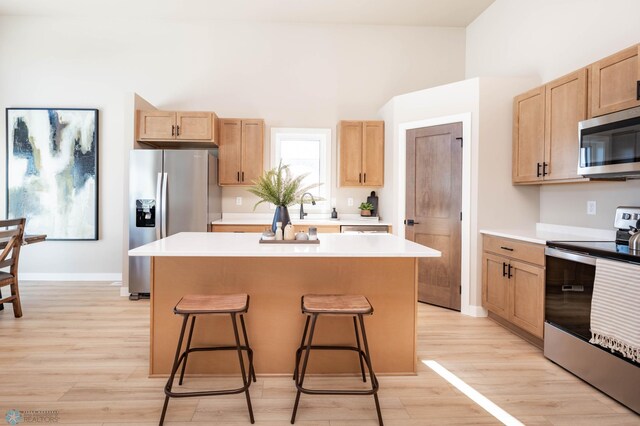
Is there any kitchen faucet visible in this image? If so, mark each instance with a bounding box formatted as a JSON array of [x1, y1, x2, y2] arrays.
[[299, 192, 316, 219]]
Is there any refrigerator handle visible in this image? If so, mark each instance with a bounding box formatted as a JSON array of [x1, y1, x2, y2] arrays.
[[155, 172, 163, 240], [161, 172, 168, 238]]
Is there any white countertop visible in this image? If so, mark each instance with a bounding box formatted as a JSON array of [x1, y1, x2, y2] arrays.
[[212, 213, 392, 227], [480, 223, 616, 245], [128, 232, 440, 258]]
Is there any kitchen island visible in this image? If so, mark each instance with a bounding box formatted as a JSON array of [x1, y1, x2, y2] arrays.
[[129, 232, 440, 377]]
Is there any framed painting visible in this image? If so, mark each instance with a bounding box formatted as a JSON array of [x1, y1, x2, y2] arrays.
[[6, 108, 99, 240]]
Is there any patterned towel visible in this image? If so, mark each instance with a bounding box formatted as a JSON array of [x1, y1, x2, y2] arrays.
[[590, 258, 640, 363]]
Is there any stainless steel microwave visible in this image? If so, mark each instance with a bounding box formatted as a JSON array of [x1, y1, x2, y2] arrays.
[[578, 106, 640, 178]]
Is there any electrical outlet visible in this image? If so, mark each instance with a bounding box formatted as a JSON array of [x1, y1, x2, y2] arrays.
[[236, 197, 243, 206], [587, 200, 596, 215], [347, 197, 354, 207]]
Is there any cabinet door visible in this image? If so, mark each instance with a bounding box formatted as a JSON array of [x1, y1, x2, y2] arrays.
[[482, 253, 509, 319], [138, 111, 176, 140], [241, 119, 264, 185], [339, 121, 364, 186], [176, 112, 212, 141], [590, 44, 640, 117], [544, 69, 588, 181], [362, 121, 384, 186], [512, 87, 545, 184], [509, 260, 545, 338], [218, 119, 242, 185]]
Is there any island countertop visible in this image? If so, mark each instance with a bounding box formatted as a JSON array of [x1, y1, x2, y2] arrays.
[[128, 232, 441, 258]]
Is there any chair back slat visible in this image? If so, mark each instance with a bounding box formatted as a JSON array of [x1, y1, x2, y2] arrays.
[[0, 218, 26, 276]]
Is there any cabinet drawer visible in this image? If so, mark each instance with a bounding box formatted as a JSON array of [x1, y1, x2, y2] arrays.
[[483, 235, 544, 266], [210, 225, 270, 233]]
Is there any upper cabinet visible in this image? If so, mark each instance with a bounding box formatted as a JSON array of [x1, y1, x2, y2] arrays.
[[218, 118, 264, 186], [137, 110, 218, 147], [339, 120, 384, 187], [590, 44, 640, 117], [513, 69, 588, 184]]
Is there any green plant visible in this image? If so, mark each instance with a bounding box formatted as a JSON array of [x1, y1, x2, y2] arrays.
[[359, 202, 374, 211], [248, 161, 320, 209]]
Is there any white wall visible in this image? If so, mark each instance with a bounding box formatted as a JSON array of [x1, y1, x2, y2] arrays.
[[0, 16, 466, 277], [466, 0, 640, 229]]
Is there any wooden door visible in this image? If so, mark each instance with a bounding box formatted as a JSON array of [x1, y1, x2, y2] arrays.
[[544, 69, 588, 181], [241, 119, 264, 185], [590, 44, 640, 117], [138, 111, 176, 140], [176, 112, 212, 141], [406, 122, 462, 310], [482, 253, 509, 319], [509, 259, 545, 338], [362, 121, 384, 186], [512, 87, 545, 183], [339, 121, 364, 186], [218, 119, 242, 185]]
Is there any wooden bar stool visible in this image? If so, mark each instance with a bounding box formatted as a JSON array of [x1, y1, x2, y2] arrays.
[[160, 294, 256, 425], [291, 294, 383, 426]]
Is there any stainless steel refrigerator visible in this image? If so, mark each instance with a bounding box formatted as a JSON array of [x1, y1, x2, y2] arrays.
[[128, 149, 221, 299]]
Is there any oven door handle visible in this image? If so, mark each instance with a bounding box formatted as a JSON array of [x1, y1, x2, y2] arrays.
[[545, 247, 597, 266]]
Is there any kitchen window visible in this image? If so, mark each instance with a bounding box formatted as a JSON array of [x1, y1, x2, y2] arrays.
[[271, 128, 331, 212]]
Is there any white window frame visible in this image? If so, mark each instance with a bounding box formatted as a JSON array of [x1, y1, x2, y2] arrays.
[[270, 127, 332, 213]]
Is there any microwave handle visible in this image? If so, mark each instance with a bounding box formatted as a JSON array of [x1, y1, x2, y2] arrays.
[[545, 247, 597, 266]]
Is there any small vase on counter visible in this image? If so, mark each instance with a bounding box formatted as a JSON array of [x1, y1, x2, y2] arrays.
[[275, 222, 283, 240], [284, 222, 295, 241]]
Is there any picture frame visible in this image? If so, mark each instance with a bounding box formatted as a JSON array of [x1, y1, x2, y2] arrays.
[[5, 107, 99, 240]]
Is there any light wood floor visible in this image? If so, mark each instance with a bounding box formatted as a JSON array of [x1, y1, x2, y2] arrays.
[[0, 281, 638, 425]]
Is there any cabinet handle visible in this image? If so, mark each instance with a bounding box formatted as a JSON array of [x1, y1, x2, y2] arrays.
[[507, 264, 513, 279], [359, 173, 362, 183], [543, 162, 548, 176], [171, 125, 175, 137], [363, 173, 367, 183], [536, 162, 542, 177], [237, 171, 240, 182], [242, 171, 245, 182], [502, 262, 507, 277], [500, 246, 514, 252], [176, 125, 180, 136], [637, 81, 640, 101]]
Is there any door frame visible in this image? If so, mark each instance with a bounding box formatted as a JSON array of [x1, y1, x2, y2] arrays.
[[397, 113, 474, 316]]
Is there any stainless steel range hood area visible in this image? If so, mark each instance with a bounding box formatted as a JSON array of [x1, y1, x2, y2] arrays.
[[578, 106, 640, 179]]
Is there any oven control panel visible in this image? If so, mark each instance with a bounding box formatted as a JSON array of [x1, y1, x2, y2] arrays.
[[614, 206, 640, 230]]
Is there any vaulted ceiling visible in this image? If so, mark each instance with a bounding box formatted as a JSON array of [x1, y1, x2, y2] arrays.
[[0, 0, 495, 27]]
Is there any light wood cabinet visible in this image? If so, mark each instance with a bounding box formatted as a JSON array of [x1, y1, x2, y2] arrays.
[[339, 120, 384, 187], [137, 110, 218, 145], [590, 44, 640, 117], [210, 224, 270, 233], [512, 69, 588, 184], [218, 119, 264, 186], [482, 235, 545, 339]]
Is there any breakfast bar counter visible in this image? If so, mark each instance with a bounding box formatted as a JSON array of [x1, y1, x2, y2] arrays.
[[129, 232, 440, 377]]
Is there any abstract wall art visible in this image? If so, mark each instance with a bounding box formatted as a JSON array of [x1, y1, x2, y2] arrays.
[[6, 108, 99, 240]]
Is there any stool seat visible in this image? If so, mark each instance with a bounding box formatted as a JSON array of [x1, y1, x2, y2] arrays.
[[302, 294, 373, 314], [175, 294, 249, 314]]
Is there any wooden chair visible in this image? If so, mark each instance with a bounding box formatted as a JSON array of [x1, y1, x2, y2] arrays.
[[0, 218, 26, 318]]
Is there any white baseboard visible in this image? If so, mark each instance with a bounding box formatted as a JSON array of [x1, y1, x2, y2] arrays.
[[461, 304, 488, 318], [20, 273, 123, 281], [120, 286, 130, 297]]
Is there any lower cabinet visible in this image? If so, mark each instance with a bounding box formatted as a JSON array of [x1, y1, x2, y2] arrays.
[[209, 224, 341, 233], [482, 235, 545, 339]]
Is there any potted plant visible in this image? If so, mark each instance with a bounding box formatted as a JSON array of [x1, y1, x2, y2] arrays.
[[248, 161, 320, 232], [359, 202, 374, 217]]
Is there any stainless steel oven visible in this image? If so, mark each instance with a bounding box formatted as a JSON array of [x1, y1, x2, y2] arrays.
[[578, 106, 640, 178], [544, 242, 640, 413]]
